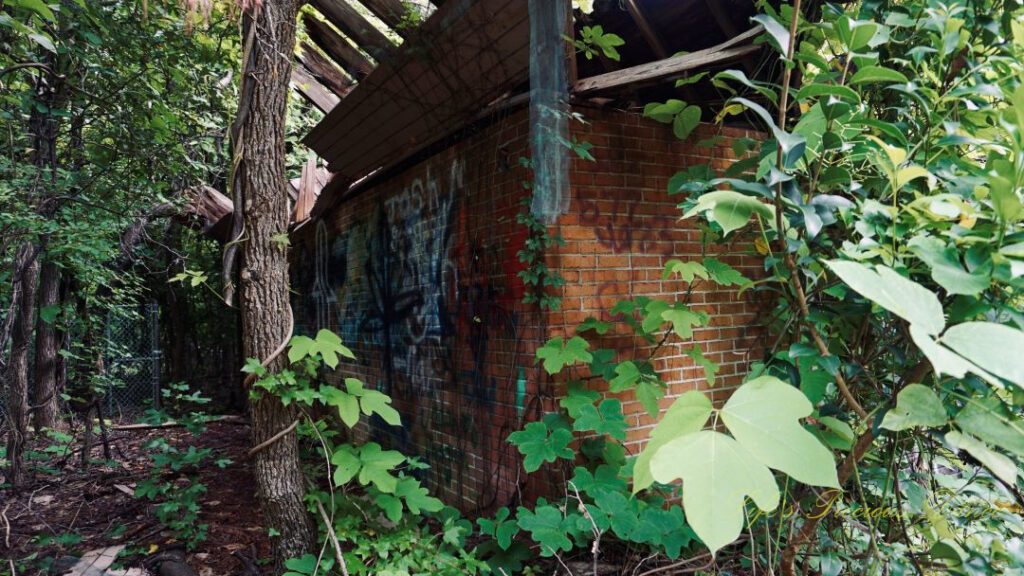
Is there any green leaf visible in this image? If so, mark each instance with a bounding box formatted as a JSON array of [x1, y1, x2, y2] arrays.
[[795, 83, 861, 103], [508, 421, 574, 472], [516, 505, 573, 556], [684, 345, 718, 387], [909, 237, 990, 295], [578, 316, 612, 335], [321, 385, 360, 428], [941, 322, 1024, 388], [850, 65, 909, 85], [39, 305, 60, 324], [633, 390, 712, 492], [651, 431, 779, 556], [395, 476, 443, 515], [609, 361, 641, 392], [356, 443, 405, 493], [752, 14, 790, 54], [946, 432, 1018, 486], [536, 337, 593, 374], [721, 376, 839, 488], [330, 445, 361, 485], [682, 190, 775, 236], [880, 384, 948, 431], [663, 259, 709, 282], [910, 325, 1000, 386], [573, 398, 628, 440], [826, 261, 945, 335], [478, 508, 519, 550], [636, 380, 664, 419], [287, 336, 316, 364], [359, 389, 402, 426], [641, 300, 671, 333], [592, 491, 639, 539], [17, 0, 56, 20], [644, 99, 687, 123], [560, 381, 600, 418], [663, 307, 704, 340], [702, 258, 750, 286], [954, 398, 1024, 459], [673, 105, 701, 140]]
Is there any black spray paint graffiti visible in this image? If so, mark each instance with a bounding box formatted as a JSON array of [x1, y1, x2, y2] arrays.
[[296, 159, 524, 508], [579, 197, 677, 255]]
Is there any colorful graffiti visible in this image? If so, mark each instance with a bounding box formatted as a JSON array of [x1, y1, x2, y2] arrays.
[[292, 158, 529, 510]]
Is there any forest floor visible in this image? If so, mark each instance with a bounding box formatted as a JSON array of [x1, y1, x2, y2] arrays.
[[2, 419, 270, 575]]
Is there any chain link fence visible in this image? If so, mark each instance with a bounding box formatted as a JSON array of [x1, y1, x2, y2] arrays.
[[104, 302, 161, 418]]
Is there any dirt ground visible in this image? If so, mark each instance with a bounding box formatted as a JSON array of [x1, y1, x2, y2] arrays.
[[2, 419, 270, 575]]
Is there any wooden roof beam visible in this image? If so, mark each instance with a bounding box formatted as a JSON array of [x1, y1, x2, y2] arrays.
[[623, 0, 668, 59], [298, 42, 353, 97], [573, 26, 763, 95], [303, 14, 375, 80], [359, 0, 408, 32], [309, 0, 393, 59], [292, 65, 341, 113]]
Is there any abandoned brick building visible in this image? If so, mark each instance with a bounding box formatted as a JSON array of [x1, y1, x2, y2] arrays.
[[284, 0, 775, 513]]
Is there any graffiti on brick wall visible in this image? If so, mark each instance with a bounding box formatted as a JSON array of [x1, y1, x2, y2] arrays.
[[579, 197, 677, 255], [294, 158, 527, 509]]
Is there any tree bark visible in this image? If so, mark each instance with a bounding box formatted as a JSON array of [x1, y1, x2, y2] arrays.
[[33, 259, 61, 430], [5, 245, 39, 489], [236, 0, 316, 568]]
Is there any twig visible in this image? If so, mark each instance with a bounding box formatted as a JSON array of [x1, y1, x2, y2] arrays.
[[312, 496, 350, 576], [2, 503, 10, 548], [246, 419, 299, 457], [636, 552, 713, 576]]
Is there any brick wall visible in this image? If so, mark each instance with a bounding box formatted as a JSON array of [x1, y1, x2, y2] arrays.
[[290, 105, 765, 513]]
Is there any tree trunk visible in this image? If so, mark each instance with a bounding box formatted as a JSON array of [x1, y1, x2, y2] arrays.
[[33, 259, 61, 430], [5, 245, 40, 489], [236, 0, 315, 568]]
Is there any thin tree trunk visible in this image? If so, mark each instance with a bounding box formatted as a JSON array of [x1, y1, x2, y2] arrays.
[[236, 0, 315, 568], [5, 245, 39, 489], [33, 259, 61, 430]]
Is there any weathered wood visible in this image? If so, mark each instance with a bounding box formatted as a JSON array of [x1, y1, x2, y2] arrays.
[[624, 0, 668, 58], [573, 26, 763, 95], [291, 65, 340, 113], [303, 14, 375, 80], [309, 0, 393, 58], [298, 42, 352, 97], [305, 0, 527, 176], [360, 0, 408, 30]]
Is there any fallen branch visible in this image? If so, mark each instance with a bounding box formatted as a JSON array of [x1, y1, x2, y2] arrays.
[[111, 414, 248, 431], [313, 494, 350, 576]]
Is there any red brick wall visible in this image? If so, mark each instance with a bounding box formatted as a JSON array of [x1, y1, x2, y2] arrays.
[[291, 105, 766, 512]]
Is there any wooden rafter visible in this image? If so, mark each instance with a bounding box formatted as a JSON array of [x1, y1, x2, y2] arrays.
[[573, 26, 763, 95], [292, 65, 340, 113], [359, 0, 408, 32], [303, 14, 375, 80], [623, 0, 667, 59], [298, 42, 353, 97], [309, 0, 393, 58]]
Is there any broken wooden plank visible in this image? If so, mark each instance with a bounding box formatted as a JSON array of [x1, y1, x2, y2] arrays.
[[360, 0, 408, 31], [309, 0, 393, 58], [292, 65, 340, 113], [298, 42, 353, 97], [573, 26, 763, 95], [303, 14, 376, 80]]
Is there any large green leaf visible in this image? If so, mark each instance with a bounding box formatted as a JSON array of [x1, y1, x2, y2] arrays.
[[650, 431, 779, 556], [909, 236, 990, 295], [720, 376, 839, 488], [946, 432, 1019, 486], [536, 337, 593, 374], [508, 421, 574, 472], [683, 190, 775, 236], [633, 391, 712, 492], [941, 322, 1024, 388], [880, 384, 948, 431], [910, 325, 1000, 386], [826, 261, 945, 335], [954, 398, 1024, 459], [850, 65, 909, 85]]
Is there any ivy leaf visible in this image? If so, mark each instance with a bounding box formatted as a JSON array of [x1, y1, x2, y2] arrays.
[[516, 503, 574, 556], [721, 376, 839, 488], [589, 348, 617, 380], [356, 443, 404, 493], [395, 476, 443, 515], [641, 300, 671, 333], [573, 398, 628, 440], [320, 385, 360, 428], [663, 259, 709, 282], [330, 445, 361, 485], [609, 360, 641, 392], [536, 337, 593, 374], [478, 507, 520, 550], [651, 431, 780, 556], [682, 190, 775, 236], [684, 345, 718, 386], [560, 381, 600, 418], [593, 491, 640, 539], [703, 257, 750, 286], [508, 421, 574, 472], [880, 384, 947, 431], [359, 389, 402, 426], [288, 335, 316, 364], [633, 391, 712, 492], [663, 307, 705, 340], [636, 379, 664, 419], [578, 316, 612, 335], [826, 261, 945, 335]]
